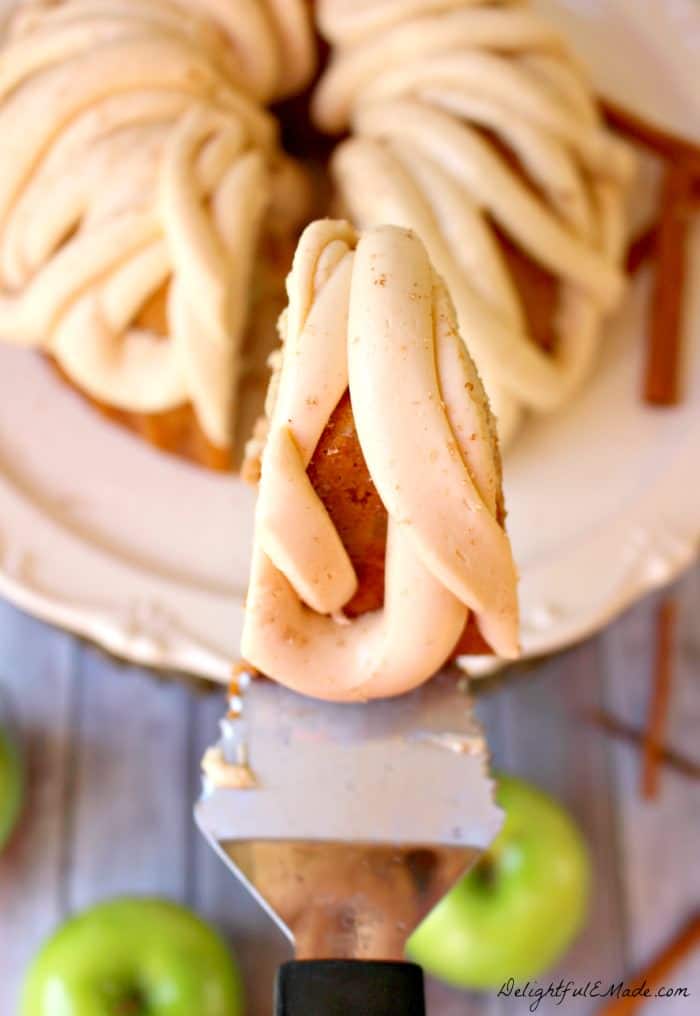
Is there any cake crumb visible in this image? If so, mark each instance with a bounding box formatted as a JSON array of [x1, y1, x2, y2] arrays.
[[201, 746, 257, 790]]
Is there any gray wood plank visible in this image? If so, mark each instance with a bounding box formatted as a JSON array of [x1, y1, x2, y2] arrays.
[[0, 601, 77, 1015], [189, 686, 291, 1016], [2, 565, 697, 1016], [67, 645, 191, 906], [601, 571, 700, 1015], [425, 985, 503, 1016]]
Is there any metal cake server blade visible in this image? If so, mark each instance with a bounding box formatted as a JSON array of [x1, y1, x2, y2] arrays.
[[195, 669, 502, 1014]]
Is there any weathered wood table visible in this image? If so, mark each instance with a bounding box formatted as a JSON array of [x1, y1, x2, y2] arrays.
[[1, 566, 698, 1015]]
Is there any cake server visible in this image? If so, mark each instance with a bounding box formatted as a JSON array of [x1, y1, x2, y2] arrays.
[[195, 668, 502, 1015]]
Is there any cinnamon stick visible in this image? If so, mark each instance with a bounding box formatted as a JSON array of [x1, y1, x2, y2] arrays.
[[597, 913, 700, 1016], [643, 165, 693, 405], [599, 99, 699, 405], [641, 599, 677, 799], [625, 225, 658, 275], [600, 99, 700, 168], [582, 709, 700, 782], [693, 175, 700, 205]]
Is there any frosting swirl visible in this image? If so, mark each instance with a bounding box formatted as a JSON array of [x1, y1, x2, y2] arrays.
[[313, 0, 636, 445], [242, 220, 519, 701], [0, 0, 315, 447]]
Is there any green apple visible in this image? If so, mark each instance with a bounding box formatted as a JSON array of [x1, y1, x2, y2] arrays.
[[22, 898, 244, 1016], [0, 721, 23, 850], [407, 773, 591, 990]]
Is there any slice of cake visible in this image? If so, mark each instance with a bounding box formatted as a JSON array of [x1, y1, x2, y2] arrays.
[[242, 219, 519, 701]]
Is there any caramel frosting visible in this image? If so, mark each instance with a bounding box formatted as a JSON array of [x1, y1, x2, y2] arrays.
[[242, 220, 519, 702], [0, 0, 315, 448], [313, 0, 636, 445]]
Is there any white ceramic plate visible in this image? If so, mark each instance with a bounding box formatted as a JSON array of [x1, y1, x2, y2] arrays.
[[0, 0, 698, 682]]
